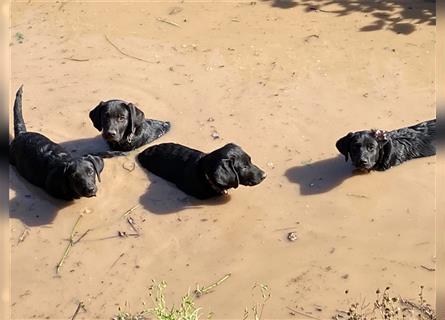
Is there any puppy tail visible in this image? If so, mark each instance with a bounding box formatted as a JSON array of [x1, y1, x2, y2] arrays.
[[145, 119, 171, 143], [425, 119, 436, 138], [13, 85, 27, 137], [159, 120, 171, 136]]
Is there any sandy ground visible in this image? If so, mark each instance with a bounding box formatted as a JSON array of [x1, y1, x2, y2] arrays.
[[9, 1, 436, 319]]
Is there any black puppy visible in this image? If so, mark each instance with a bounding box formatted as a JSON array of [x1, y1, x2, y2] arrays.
[[89, 100, 171, 151], [336, 119, 436, 171], [9, 86, 104, 200], [137, 143, 267, 199]]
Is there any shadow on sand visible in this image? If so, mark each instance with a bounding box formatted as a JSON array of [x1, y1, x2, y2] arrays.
[[285, 155, 367, 195], [261, 0, 435, 34], [138, 171, 231, 215], [59, 135, 110, 156], [9, 168, 73, 226]]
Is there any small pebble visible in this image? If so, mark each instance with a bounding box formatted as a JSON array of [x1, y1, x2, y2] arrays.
[[287, 232, 298, 242], [123, 161, 135, 172]]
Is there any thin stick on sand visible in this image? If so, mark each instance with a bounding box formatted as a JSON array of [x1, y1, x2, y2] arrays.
[[286, 307, 321, 320], [121, 205, 140, 218], [194, 273, 231, 297], [126, 217, 140, 236], [18, 228, 30, 244], [71, 301, 86, 320], [157, 17, 181, 28], [109, 252, 125, 270], [56, 214, 86, 274], [420, 265, 435, 272], [73, 229, 92, 245], [104, 35, 157, 63], [64, 57, 90, 62]]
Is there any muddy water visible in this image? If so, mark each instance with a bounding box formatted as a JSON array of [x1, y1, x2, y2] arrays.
[[10, 1, 435, 319]]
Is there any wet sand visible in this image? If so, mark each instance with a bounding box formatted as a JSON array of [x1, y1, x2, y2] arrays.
[[10, 1, 435, 318]]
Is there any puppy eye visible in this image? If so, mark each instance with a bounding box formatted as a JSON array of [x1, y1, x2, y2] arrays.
[[367, 145, 375, 151], [88, 169, 94, 176], [118, 116, 125, 121]]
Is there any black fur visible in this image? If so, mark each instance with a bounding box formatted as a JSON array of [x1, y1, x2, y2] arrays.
[[336, 119, 436, 171], [137, 143, 267, 199], [89, 100, 171, 151], [9, 86, 104, 200]]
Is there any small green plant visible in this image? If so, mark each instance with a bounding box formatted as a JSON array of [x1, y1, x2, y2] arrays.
[[114, 308, 149, 320], [114, 278, 273, 320], [242, 283, 271, 320], [15, 32, 24, 44], [149, 281, 203, 320], [114, 281, 206, 320], [334, 286, 436, 320]]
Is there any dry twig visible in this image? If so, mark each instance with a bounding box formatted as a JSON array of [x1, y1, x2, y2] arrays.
[[64, 57, 89, 62], [194, 273, 231, 297], [121, 205, 139, 218], [104, 35, 157, 63], [157, 17, 181, 27], [56, 215, 88, 274], [286, 307, 320, 320], [18, 228, 30, 244], [71, 301, 86, 320]]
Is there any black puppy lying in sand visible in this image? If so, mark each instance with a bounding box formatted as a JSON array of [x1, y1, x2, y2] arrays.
[[137, 143, 267, 199], [336, 119, 436, 171], [89, 100, 171, 151], [10, 86, 104, 200]]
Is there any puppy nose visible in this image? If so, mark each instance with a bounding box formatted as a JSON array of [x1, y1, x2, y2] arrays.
[[105, 130, 117, 138], [261, 172, 267, 180], [88, 186, 96, 193], [359, 159, 368, 165]]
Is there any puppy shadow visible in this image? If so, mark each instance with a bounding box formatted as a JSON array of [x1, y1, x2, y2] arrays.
[[138, 172, 231, 215], [59, 135, 109, 157], [9, 168, 73, 227], [285, 155, 365, 195]]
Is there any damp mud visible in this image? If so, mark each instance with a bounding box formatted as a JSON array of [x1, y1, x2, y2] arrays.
[[10, 1, 435, 318]]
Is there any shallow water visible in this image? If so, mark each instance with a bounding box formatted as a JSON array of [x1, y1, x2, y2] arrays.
[[10, 1, 435, 318]]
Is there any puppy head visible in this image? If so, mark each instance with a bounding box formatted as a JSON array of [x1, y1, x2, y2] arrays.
[[336, 130, 389, 170], [205, 143, 267, 190], [89, 100, 145, 143], [65, 155, 104, 198]]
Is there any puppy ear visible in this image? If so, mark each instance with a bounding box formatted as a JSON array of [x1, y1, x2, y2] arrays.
[[336, 132, 353, 162], [89, 101, 105, 131], [214, 158, 239, 189], [125, 103, 145, 137], [84, 155, 104, 183]]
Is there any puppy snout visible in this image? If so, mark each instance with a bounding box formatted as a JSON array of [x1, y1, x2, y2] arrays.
[[86, 185, 97, 195], [260, 171, 267, 180], [359, 159, 368, 166], [104, 130, 117, 140]]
